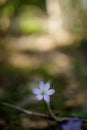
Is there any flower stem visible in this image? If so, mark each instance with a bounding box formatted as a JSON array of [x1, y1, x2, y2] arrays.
[[46, 102, 60, 121], [46, 102, 74, 122], [1, 101, 87, 122]]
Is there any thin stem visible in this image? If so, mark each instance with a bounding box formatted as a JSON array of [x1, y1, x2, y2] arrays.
[[46, 102, 87, 122], [0, 101, 87, 122], [46, 102, 59, 121], [0, 101, 51, 119]]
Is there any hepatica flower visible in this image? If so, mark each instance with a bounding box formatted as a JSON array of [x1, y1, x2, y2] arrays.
[[61, 118, 82, 130], [32, 81, 55, 103]]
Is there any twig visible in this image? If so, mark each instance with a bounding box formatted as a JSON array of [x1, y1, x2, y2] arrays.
[[46, 102, 87, 122], [0, 101, 87, 122], [0, 101, 50, 119]]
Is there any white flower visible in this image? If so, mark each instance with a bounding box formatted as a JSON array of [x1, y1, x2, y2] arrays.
[[32, 81, 55, 103]]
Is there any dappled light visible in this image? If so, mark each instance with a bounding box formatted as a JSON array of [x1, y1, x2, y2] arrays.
[[0, 0, 6, 5], [12, 5, 46, 34], [0, 16, 10, 32], [0, 0, 87, 130]]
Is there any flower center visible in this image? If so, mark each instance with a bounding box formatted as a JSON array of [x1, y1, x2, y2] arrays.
[[41, 90, 45, 95]]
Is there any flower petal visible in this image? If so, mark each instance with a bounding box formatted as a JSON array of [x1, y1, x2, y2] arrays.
[[32, 88, 41, 95], [39, 81, 44, 90], [44, 82, 50, 90], [36, 94, 43, 100], [61, 124, 69, 130], [68, 118, 75, 126], [73, 127, 82, 130], [62, 119, 82, 130], [47, 89, 55, 95], [44, 94, 50, 103], [75, 120, 82, 127], [73, 120, 82, 130]]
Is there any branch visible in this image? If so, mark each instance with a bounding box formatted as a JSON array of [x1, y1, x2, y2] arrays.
[[0, 101, 51, 119], [0, 101, 87, 122], [46, 102, 87, 122]]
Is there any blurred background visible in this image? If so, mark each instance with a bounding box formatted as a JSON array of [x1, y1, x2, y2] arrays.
[[0, 0, 87, 129]]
